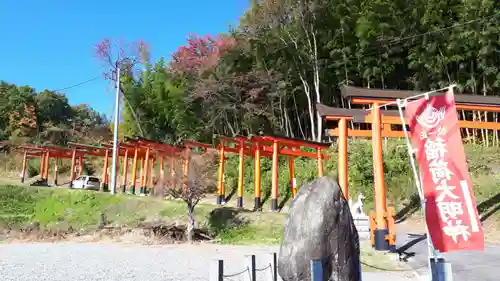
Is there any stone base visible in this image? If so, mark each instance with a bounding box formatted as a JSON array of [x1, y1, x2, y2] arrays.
[[271, 199, 278, 211], [254, 197, 261, 211], [374, 229, 390, 251], [353, 215, 370, 241]]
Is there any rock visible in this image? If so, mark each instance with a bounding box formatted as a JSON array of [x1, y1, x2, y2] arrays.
[[278, 177, 361, 281]]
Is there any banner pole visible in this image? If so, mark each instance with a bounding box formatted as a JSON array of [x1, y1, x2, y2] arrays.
[[396, 98, 441, 280], [366, 84, 457, 111]]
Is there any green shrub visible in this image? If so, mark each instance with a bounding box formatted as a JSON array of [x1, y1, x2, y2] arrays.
[[27, 162, 40, 178], [83, 161, 97, 176], [57, 163, 71, 175]]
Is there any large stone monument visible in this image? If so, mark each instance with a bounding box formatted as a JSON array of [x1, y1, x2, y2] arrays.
[[278, 177, 361, 281]]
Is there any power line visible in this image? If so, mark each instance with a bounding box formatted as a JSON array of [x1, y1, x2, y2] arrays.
[[53, 75, 102, 92]]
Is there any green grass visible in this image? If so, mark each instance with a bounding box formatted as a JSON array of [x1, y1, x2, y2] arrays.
[[359, 242, 406, 272], [0, 185, 122, 229], [0, 184, 287, 244]]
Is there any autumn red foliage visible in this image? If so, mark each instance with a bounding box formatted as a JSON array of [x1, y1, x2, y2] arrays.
[[169, 34, 236, 75], [9, 104, 38, 136]]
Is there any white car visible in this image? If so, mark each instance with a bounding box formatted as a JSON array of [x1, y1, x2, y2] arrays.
[[71, 175, 101, 190]]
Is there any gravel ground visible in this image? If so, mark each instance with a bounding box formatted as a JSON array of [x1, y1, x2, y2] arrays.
[[0, 243, 418, 281]]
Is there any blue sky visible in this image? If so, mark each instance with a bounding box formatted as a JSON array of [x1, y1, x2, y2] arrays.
[[0, 0, 249, 117]]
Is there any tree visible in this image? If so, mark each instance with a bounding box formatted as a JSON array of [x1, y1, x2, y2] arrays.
[[35, 90, 72, 125], [118, 58, 205, 143], [0, 79, 110, 145], [169, 32, 281, 139], [169, 34, 236, 78], [164, 149, 218, 242], [242, 0, 333, 141], [94, 38, 150, 76], [70, 104, 110, 144], [93, 38, 151, 137], [192, 68, 281, 136], [33, 90, 73, 145]]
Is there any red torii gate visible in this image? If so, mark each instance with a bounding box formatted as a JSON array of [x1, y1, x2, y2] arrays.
[[214, 134, 330, 211], [319, 85, 500, 251], [121, 136, 212, 195], [21, 145, 93, 186], [19, 150, 43, 183], [20, 138, 213, 195], [67, 142, 128, 190], [124, 136, 184, 195], [101, 141, 135, 192]]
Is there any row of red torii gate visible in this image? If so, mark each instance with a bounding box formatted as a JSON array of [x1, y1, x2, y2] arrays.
[[20, 135, 329, 210]]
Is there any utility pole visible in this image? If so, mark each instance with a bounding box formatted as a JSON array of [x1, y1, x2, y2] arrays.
[[110, 60, 121, 194]]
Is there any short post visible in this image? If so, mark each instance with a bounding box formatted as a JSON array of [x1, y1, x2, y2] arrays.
[[210, 259, 224, 281], [21, 151, 27, 183], [430, 258, 453, 281], [439, 262, 453, 281], [359, 260, 363, 281], [265, 252, 278, 281], [310, 259, 323, 281], [244, 255, 256, 281]]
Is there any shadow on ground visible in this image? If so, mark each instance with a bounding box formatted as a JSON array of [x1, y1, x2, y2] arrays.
[[278, 191, 292, 211], [395, 193, 420, 223], [395, 233, 426, 262], [478, 193, 500, 222], [207, 207, 250, 236], [224, 184, 238, 202], [395, 194, 440, 263], [260, 188, 272, 206]]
